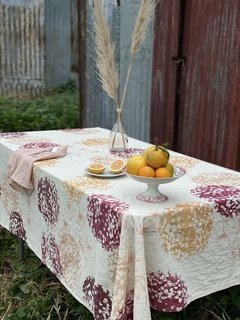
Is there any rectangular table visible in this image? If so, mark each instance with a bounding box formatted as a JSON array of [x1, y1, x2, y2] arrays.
[[0, 127, 240, 320]]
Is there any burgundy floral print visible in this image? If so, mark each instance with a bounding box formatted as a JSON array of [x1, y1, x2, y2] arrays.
[[191, 185, 240, 218], [9, 211, 26, 240], [147, 271, 188, 312], [87, 194, 129, 251], [116, 290, 134, 320], [0, 132, 26, 139], [83, 276, 112, 319], [111, 148, 144, 159], [41, 232, 62, 276], [38, 177, 60, 226], [21, 142, 59, 149]]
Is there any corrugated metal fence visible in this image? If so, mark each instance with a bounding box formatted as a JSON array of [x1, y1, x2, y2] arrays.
[[0, 0, 153, 142], [0, 0, 77, 96], [0, 0, 45, 96]]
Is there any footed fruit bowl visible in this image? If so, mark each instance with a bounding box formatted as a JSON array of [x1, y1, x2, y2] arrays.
[[126, 166, 185, 203]]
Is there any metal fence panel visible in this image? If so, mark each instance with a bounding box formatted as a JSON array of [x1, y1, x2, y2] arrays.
[[0, 0, 73, 96], [84, 0, 119, 132], [120, 0, 153, 142], [45, 0, 71, 88], [0, 0, 45, 96], [84, 0, 153, 142]]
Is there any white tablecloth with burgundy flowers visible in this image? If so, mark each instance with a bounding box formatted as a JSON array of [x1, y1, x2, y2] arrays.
[[0, 127, 240, 320]]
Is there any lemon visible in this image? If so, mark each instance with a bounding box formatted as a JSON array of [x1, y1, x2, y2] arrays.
[[165, 163, 174, 176], [109, 159, 125, 174], [88, 163, 105, 174], [126, 155, 147, 175]]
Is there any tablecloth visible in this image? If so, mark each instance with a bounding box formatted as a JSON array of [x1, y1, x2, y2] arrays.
[[0, 127, 240, 320]]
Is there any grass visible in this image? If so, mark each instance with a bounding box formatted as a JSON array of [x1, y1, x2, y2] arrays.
[[1, 85, 240, 319], [0, 81, 80, 132], [0, 227, 93, 320]]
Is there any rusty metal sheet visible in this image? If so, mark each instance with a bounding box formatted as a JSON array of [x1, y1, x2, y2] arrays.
[[151, 0, 240, 170], [0, 0, 45, 96], [150, 0, 181, 148], [177, 0, 240, 170]]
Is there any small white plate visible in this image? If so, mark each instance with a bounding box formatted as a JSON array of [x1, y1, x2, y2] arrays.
[[84, 168, 126, 178]]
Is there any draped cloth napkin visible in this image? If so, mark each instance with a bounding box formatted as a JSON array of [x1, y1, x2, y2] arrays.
[[8, 145, 68, 191]]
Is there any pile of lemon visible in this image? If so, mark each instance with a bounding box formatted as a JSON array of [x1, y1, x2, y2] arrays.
[[126, 145, 174, 178], [88, 159, 125, 174]]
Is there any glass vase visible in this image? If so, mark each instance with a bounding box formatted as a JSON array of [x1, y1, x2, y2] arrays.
[[109, 108, 128, 152]]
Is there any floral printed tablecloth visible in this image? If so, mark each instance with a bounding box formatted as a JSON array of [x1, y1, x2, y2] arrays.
[[0, 127, 240, 320]]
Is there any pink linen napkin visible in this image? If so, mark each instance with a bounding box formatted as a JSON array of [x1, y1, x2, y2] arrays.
[[8, 145, 68, 191]]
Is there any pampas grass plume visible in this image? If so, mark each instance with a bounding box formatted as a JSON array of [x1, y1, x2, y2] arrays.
[[93, 0, 156, 111]]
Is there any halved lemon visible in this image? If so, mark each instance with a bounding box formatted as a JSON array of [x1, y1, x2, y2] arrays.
[[126, 155, 146, 175], [109, 159, 125, 174], [88, 163, 105, 174]]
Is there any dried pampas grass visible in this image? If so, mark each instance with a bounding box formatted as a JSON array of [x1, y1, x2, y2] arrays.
[[131, 0, 156, 57], [93, 0, 119, 105], [93, 0, 156, 111]]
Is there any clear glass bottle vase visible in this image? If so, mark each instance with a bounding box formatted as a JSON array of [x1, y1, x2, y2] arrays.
[[109, 108, 128, 152]]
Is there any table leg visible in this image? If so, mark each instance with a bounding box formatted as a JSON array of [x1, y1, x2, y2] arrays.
[[18, 239, 25, 260]]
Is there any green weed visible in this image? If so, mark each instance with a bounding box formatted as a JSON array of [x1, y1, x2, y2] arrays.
[[0, 82, 80, 132], [0, 227, 93, 319]]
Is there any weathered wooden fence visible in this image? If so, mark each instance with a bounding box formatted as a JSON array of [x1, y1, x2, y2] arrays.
[[0, 0, 78, 96]]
